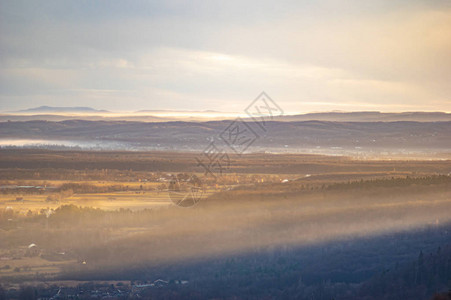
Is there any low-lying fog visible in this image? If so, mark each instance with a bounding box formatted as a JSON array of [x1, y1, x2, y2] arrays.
[[1, 138, 449, 159], [3, 180, 448, 277]]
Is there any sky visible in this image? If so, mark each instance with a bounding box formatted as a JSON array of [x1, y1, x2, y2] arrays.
[[0, 0, 450, 113]]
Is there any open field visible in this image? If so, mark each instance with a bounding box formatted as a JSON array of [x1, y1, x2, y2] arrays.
[[1, 149, 450, 179], [1, 149, 449, 214], [1, 150, 451, 299], [0, 191, 173, 213]]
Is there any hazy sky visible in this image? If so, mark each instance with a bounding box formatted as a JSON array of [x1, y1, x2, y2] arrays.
[[1, 0, 450, 113]]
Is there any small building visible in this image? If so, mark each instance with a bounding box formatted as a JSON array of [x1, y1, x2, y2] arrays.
[[26, 243, 40, 256]]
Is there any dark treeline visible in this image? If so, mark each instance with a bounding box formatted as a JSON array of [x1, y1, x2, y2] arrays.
[[213, 175, 451, 203], [360, 245, 451, 299], [5, 203, 448, 299], [2, 202, 451, 299], [55, 224, 451, 300], [326, 175, 451, 191]]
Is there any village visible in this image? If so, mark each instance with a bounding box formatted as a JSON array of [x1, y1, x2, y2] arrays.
[[2, 278, 190, 299]]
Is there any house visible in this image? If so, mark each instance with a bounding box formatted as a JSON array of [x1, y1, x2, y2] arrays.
[[26, 243, 40, 256]]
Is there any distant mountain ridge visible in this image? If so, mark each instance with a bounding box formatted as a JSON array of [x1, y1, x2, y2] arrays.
[[14, 106, 109, 113], [272, 111, 451, 122], [3, 108, 451, 122], [136, 109, 222, 113]]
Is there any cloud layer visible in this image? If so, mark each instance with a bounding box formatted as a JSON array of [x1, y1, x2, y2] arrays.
[[1, 0, 450, 112]]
